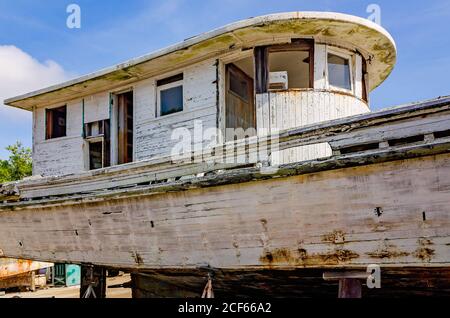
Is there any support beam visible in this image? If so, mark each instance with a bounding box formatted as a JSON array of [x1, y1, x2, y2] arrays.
[[324, 271, 368, 299], [80, 265, 106, 298]]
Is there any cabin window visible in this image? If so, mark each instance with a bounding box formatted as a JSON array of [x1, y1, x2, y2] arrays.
[[157, 74, 184, 116], [268, 50, 311, 90], [328, 53, 352, 91], [46, 106, 67, 140], [84, 119, 111, 170], [89, 141, 103, 170], [255, 40, 314, 93]]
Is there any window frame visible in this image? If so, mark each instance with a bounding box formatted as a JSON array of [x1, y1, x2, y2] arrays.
[[326, 48, 354, 94], [254, 39, 315, 94], [87, 137, 105, 171], [45, 105, 67, 140], [156, 74, 184, 117], [267, 41, 315, 91]]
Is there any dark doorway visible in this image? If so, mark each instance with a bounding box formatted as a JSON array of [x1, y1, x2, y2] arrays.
[[117, 91, 134, 164]]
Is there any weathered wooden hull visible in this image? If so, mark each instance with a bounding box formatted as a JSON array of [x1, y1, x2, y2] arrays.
[[0, 153, 449, 271]]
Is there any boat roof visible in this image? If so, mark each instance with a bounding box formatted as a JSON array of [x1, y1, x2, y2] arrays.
[[4, 11, 396, 111]]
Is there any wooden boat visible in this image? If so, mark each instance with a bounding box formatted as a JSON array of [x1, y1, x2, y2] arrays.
[[1, 12, 449, 297]]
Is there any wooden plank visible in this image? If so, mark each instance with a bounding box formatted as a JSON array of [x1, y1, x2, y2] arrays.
[[1, 153, 450, 270], [314, 44, 327, 89]]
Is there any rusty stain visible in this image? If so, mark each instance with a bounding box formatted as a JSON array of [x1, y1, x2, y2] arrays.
[[418, 238, 434, 246], [321, 230, 346, 244], [259, 247, 359, 266], [321, 249, 359, 263], [414, 248, 435, 262], [413, 238, 436, 262], [1, 259, 52, 279], [367, 248, 410, 259]]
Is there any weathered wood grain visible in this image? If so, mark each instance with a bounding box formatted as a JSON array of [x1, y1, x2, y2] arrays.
[[258, 89, 368, 164], [0, 153, 449, 270]]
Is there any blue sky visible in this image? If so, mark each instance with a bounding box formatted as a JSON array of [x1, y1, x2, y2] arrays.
[[0, 0, 449, 159]]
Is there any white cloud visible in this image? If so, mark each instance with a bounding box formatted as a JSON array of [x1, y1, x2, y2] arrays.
[[0, 45, 72, 119]]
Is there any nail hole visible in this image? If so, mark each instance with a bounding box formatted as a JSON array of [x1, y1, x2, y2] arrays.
[[374, 207, 383, 217], [18, 241, 23, 247], [150, 221, 155, 228], [75, 230, 79, 236], [423, 212, 427, 221]]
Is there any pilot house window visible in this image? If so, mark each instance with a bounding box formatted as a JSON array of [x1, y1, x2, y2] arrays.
[[268, 50, 312, 90], [328, 53, 352, 91], [254, 40, 314, 93], [157, 74, 184, 116], [46, 106, 67, 140]]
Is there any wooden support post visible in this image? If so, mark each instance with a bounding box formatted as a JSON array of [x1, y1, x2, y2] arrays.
[[80, 265, 107, 298], [201, 275, 214, 299], [324, 271, 367, 299], [338, 279, 362, 299], [29, 271, 36, 292]]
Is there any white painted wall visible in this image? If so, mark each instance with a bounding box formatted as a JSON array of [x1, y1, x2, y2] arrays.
[[135, 59, 218, 162], [33, 100, 85, 176], [32, 59, 219, 176]]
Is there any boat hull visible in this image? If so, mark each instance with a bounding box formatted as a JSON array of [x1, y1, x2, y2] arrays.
[[0, 153, 449, 271]]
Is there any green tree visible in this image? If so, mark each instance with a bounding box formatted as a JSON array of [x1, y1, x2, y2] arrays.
[[0, 142, 32, 183]]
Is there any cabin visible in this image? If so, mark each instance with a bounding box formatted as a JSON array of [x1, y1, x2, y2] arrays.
[[4, 12, 394, 176], [1, 12, 449, 298]]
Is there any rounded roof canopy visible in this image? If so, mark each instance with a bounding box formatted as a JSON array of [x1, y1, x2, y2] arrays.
[[6, 11, 396, 110]]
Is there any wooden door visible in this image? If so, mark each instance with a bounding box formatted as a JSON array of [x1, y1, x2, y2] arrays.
[[226, 64, 255, 141], [117, 91, 134, 164]]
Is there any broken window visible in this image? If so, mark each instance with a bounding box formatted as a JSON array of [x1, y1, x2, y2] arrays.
[[268, 50, 311, 90], [328, 53, 352, 91], [254, 40, 314, 93], [157, 74, 184, 116], [46, 105, 67, 140], [89, 141, 103, 170], [84, 119, 111, 170]]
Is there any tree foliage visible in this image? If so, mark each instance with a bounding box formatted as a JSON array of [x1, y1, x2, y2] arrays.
[[0, 142, 33, 183]]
